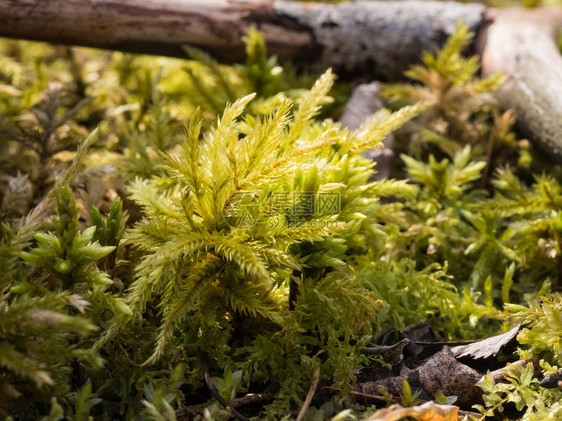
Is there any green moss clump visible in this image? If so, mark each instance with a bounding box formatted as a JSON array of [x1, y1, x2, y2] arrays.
[[0, 23, 561, 420]]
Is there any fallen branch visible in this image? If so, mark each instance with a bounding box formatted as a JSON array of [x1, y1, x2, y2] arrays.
[[0, 0, 485, 80], [478, 8, 562, 160], [0, 1, 561, 158]]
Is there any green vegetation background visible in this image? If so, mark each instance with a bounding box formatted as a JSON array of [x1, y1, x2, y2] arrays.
[[0, 16, 561, 421]]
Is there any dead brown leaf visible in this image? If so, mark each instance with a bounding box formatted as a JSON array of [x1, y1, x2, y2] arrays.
[[451, 325, 520, 360], [357, 347, 483, 408], [367, 401, 459, 421]]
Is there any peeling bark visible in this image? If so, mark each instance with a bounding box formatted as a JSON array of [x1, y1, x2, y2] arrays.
[[274, 1, 486, 79]]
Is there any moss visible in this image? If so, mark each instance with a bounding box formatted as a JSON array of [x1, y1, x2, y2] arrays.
[[0, 24, 560, 420]]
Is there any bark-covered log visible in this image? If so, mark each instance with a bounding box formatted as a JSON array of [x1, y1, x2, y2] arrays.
[[0, 0, 561, 160], [0, 0, 485, 81], [0, 0, 313, 65], [479, 8, 562, 160], [273, 1, 486, 79]]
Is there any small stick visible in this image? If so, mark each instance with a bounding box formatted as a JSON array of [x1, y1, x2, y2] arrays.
[[296, 367, 320, 421], [176, 393, 273, 419], [415, 339, 481, 346], [322, 386, 403, 404], [488, 358, 541, 384], [201, 356, 249, 421], [231, 392, 274, 408]]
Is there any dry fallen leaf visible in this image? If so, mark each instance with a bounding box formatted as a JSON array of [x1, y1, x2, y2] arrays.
[[357, 347, 482, 408], [367, 401, 459, 421], [416, 346, 483, 407], [451, 325, 520, 360]]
